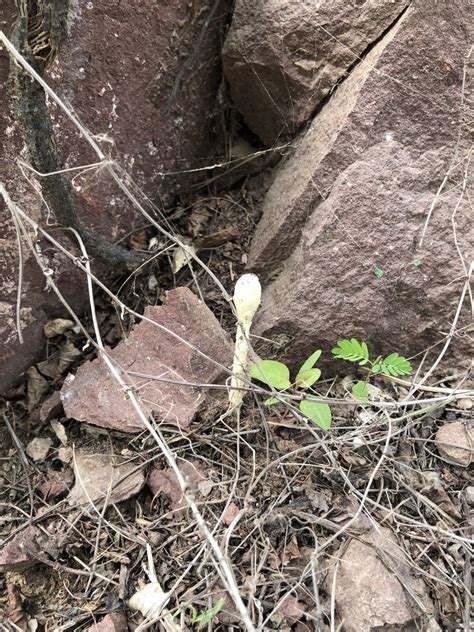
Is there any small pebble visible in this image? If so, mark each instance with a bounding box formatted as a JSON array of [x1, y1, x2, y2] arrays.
[[26, 437, 52, 462], [465, 486, 474, 506]]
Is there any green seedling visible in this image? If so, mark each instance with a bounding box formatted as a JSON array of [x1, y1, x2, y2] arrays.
[[251, 339, 412, 426], [331, 338, 412, 402], [250, 350, 331, 430], [190, 598, 225, 628]]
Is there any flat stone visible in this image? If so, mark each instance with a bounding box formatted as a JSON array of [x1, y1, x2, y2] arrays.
[[223, 0, 408, 145], [40, 390, 63, 424], [61, 288, 231, 432], [247, 2, 473, 373], [0, 526, 53, 572], [147, 459, 208, 519], [67, 451, 145, 508], [435, 421, 472, 467], [328, 527, 433, 631]]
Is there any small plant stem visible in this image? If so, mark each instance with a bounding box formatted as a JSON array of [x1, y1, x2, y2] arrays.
[[358, 366, 471, 396]]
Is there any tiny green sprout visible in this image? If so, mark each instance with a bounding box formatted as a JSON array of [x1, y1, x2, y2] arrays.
[[251, 350, 331, 430], [374, 266, 384, 278], [332, 338, 412, 402], [191, 598, 225, 628], [411, 257, 423, 268]]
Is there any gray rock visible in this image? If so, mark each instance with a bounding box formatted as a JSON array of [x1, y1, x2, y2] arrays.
[[465, 486, 474, 506], [25, 437, 52, 462]]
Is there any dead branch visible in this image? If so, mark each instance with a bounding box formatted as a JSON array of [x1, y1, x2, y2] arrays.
[[9, 1, 145, 272]]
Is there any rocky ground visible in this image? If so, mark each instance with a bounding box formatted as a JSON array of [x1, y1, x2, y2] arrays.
[[1, 188, 473, 630], [0, 1, 473, 630]]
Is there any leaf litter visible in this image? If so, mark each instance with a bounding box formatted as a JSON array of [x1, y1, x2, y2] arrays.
[[0, 186, 472, 630]]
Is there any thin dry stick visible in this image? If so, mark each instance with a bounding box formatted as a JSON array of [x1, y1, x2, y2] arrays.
[[69, 229, 255, 630], [5, 203, 25, 343], [358, 366, 472, 396], [1, 31, 234, 301], [419, 44, 473, 247], [4, 195, 254, 628], [2, 414, 34, 517], [403, 260, 473, 400]]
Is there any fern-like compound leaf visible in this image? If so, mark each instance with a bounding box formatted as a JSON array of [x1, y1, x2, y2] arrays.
[[331, 338, 369, 365], [381, 353, 412, 376]]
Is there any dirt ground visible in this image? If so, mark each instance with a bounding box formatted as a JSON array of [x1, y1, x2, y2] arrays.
[[0, 179, 472, 631]]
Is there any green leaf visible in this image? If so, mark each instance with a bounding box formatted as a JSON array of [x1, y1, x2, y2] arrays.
[[374, 266, 384, 278], [352, 380, 369, 402], [264, 397, 280, 406], [250, 360, 291, 389], [380, 353, 412, 376], [331, 338, 369, 365], [300, 401, 332, 430], [298, 349, 322, 375], [192, 598, 225, 627], [295, 368, 321, 389]]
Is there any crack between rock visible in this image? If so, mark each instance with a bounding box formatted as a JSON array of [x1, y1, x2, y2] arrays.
[[305, 1, 413, 130]]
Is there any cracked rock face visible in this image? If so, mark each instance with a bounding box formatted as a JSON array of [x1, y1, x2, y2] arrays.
[[246, 2, 473, 373], [0, 0, 230, 393], [223, 0, 409, 146]]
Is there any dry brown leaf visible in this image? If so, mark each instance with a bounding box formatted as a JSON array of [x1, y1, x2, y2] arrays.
[[26, 366, 49, 411], [147, 460, 208, 519], [39, 466, 74, 500], [37, 340, 82, 380], [281, 534, 301, 566], [7, 583, 28, 631], [172, 243, 197, 274], [68, 451, 145, 508], [188, 203, 212, 236], [276, 594, 306, 622], [130, 228, 149, 251], [43, 318, 75, 338]]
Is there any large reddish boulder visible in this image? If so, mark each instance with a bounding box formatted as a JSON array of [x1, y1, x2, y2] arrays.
[[223, 0, 409, 146], [247, 2, 473, 372], [0, 1, 230, 392]]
